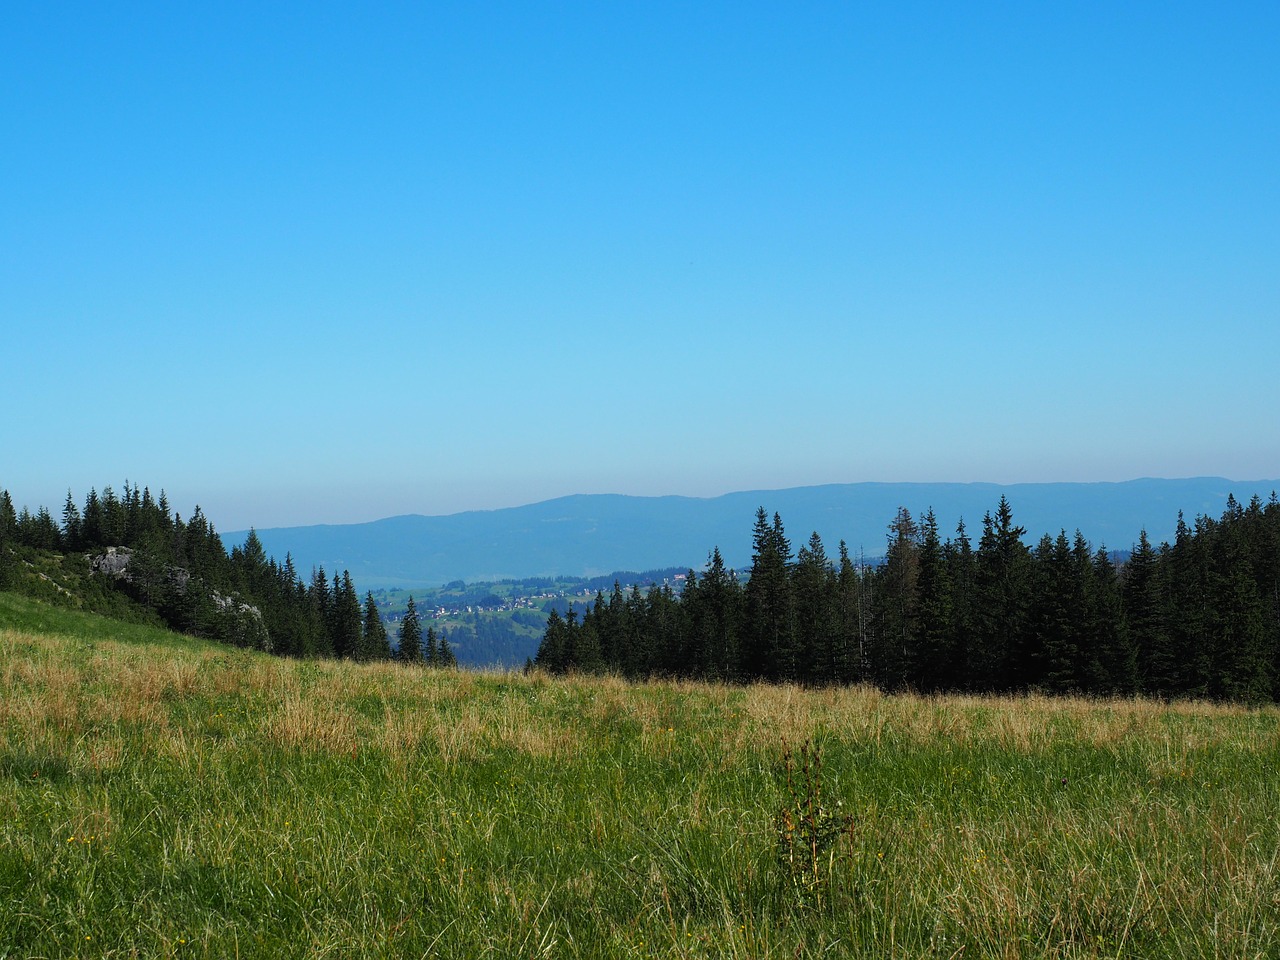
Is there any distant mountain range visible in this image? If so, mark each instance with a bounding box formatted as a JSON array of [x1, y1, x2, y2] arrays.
[[224, 478, 1279, 589]]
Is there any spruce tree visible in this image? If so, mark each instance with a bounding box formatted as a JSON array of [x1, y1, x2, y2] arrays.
[[744, 508, 795, 680], [696, 548, 743, 680], [1209, 507, 1271, 703], [100, 486, 126, 545], [0, 490, 15, 541], [0, 490, 13, 589], [437, 633, 457, 669], [622, 584, 653, 678], [331, 571, 363, 659], [306, 566, 333, 657], [82, 488, 103, 548], [876, 507, 920, 689], [913, 509, 955, 691], [62, 491, 81, 551], [649, 582, 684, 674], [1124, 530, 1174, 695], [1091, 545, 1137, 694], [572, 605, 603, 672], [1166, 514, 1211, 697], [972, 497, 1031, 692], [398, 596, 423, 663], [946, 519, 976, 691], [833, 541, 865, 684], [1032, 531, 1078, 694], [793, 533, 834, 684], [362, 591, 390, 660]]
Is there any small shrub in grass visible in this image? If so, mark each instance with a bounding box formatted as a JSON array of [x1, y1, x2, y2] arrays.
[[774, 739, 853, 910]]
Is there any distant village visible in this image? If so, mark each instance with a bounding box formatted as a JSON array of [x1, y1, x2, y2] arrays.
[[372, 570, 691, 625]]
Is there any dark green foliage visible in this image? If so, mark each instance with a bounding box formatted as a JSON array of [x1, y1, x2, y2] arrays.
[[15, 505, 60, 550], [530, 493, 1280, 704], [875, 507, 919, 690], [971, 497, 1032, 691], [832, 541, 868, 684], [305, 566, 334, 657], [532, 611, 568, 670], [436, 632, 457, 668], [425, 625, 440, 666], [61, 490, 81, 551], [0, 490, 15, 541], [0, 483, 407, 666], [911, 510, 955, 691], [793, 534, 835, 686], [1090, 545, 1137, 695], [362, 591, 390, 661], [397, 596, 423, 663], [744, 509, 795, 681], [437, 611, 542, 668], [330, 572, 362, 660], [686, 549, 743, 681], [5, 480, 1280, 702], [0, 491, 14, 591], [1125, 530, 1173, 694]]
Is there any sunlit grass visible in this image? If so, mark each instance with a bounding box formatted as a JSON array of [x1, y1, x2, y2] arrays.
[[3, 591, 1279, 957]]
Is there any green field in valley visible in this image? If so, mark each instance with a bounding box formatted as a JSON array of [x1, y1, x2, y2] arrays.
[[2, 591, 1279, 958]]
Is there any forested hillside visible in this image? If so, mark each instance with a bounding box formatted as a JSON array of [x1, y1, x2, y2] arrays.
[[6, 482, 1279, 702], [0, 483, 455, 668], [536, 494, 1280, 703]]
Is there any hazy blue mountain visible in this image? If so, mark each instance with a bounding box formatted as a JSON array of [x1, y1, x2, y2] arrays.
[[224, 478, 1279, 588]]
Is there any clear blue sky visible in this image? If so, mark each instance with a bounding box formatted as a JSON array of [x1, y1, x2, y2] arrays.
[[3, 2, 1277, 531]]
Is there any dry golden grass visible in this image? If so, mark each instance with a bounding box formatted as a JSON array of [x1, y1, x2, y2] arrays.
[[5, 613, 1280, 958]]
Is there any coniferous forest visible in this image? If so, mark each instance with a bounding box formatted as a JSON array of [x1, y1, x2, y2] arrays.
[[3, 482, 1279, 702], [0, 483, 455, 667], [535, 495, 1280, 705]]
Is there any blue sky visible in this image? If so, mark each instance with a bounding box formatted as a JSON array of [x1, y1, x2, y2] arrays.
[[3, 2, 1277, 531]]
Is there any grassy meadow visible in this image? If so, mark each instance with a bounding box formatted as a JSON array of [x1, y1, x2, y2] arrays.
[[2, 591, 1279, 958]]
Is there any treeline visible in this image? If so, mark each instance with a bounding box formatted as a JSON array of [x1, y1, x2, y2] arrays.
[[535, 495, 1280, 703], [0, 483, 452, 666]]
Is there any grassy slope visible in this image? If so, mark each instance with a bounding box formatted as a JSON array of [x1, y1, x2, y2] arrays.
[[2, 593, 1279, 959]]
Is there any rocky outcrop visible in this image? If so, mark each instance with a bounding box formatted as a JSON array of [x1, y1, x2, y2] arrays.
[[90, 546, 134, 579], [211, 591, 271, 653]]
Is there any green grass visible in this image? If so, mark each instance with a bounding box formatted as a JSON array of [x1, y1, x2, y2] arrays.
[[3, 592, 1279, 958]]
